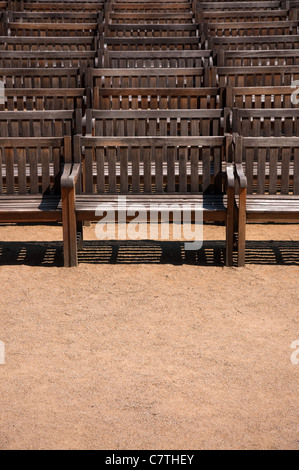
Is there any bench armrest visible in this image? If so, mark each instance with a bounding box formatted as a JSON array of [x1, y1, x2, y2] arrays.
[[61, 163, 81, 190], [235, 163, 247, 190], [226, 163, 235, 189]]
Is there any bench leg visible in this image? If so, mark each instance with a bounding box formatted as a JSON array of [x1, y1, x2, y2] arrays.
[[226, 189, 234, 267], [238, 188, 247, 268], [62, 187, 78, 268]]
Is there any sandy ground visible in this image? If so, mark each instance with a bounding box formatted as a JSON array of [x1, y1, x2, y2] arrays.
[[0, 222, 299, 450]]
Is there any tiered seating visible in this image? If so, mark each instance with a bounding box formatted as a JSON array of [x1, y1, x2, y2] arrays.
[[0, 0, 298, 267], [197, 0, 299, 266], [60, 0, 235, 267], [0, 0, 105, 266]]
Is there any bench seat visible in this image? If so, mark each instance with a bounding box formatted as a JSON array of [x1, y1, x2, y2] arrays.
[[75, 194, 228, 223], [245, 195, 299, 219], [0, 195, 62, 222]]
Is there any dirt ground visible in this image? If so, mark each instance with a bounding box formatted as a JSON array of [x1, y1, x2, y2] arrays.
[[0, 222, 298, 450]]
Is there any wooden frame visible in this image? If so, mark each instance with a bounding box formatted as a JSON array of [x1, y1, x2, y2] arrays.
[[0, 136, 78, 267], [61, 135, 234, 267], [234, 136, 299, 266]]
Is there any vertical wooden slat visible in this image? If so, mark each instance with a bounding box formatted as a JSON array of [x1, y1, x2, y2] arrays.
[[96, 147, 105, 194], [245, 147, 254, 195], [143, 147, 152, 194], [179, 146, 187, 193], [131, 146, 140, 194], [281, 147, 290, 195], [120, 146, 128, 194], [269, 147, 278, 195], [155, 146, 163, 194], [6, 147, 15, 195], [107, 147, 116, 194], [17, 147, 26, 195], [190, 146, 198, 194], [202, 147, 211, 194], [29, 147, 38, 195], [257, 147, 266, 195], [293, 147, 299, 195], [85, 146, 94, 194], [41, 147, 50, 194]]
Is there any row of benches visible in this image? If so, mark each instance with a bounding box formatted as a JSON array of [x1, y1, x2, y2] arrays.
[[0, 0, 297, 267]]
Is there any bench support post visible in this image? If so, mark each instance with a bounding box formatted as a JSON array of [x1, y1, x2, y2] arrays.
[[62, 186, 78, 268]]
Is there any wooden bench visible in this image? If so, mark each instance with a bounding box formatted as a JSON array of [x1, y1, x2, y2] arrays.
[[1, 88, 85, 111], [0, 36, 97, 52], [61, 135, 235, 267], [0, 51, 96, 69], [233, 136, 299, 266], [83, 108, 223, 137], [86, 67, 210, 89], [0, 136, 76, 267], [77, 108, 224, 188], [217, 50, 299, 67], [210, 35, 299, 51], [102, 50, 212, 69], [288, 0, 299, 19], [206, 20, 298, 37], [231, 108, 299, 137], [92, 87, 222, 111], [7, 11, 102, 23], [8, 22, 100, 37], [0, 68, 81, 88], [107, 12, 194, 24], [18, 1, 105, 13], [229, 109, 299, 187], [196, 1, 285, 11], [110, 2, 192, 13], [226, 86, 299, 110], [105, 23, 199, 38], [198, 10, 288, 28], [102, 36, 202, 51], [215, 65, 299, 87], [0, 110, 76, 137]]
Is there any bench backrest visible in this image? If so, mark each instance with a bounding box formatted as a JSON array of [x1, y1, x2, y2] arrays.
[[102, 50, 212, 69], [74, 135, 229, 195], [0, 110, 76, 137], [218, 50, 299, 67], [0, 68, 81, 88], [111, 3, 192, 13], [210, 35, 299, 51], [0, 51, 96, 68], [235, 136, 299, 195], [206, 20, 298, 36], [199, 10, 288, 23], [1, 88, 85, 111], [197, 2, 283, 10], [21, 1, 105, 12], [0, 136, 70, 195], [7, 11, 101, 23], [0, 36, 97, 52], [226, 86, 299, 109], [8, 22, 99, 37], [216, 65, 299, 87], [105, 23, 199, 37], [87, 67, 209, 89], [93, 87, 222, 110], [82, 109, 223, 137], [107, 12, 194, 24], [232, 108, 299, 137], [102, 36, 201, 51]]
